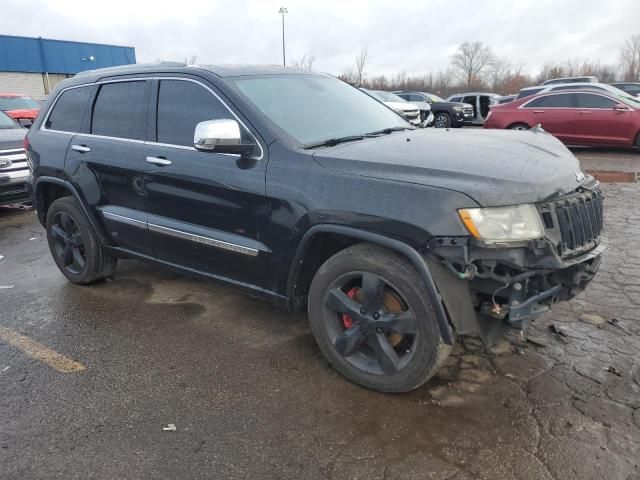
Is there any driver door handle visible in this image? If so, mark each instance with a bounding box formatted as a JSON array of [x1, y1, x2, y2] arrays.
[[145, 156, 172, 166]]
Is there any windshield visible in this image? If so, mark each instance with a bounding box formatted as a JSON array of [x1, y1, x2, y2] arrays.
[[370, 90, 406, 102], [427, 93, 445, 102], [230, 74, 409, 146], [0, 96, 39, 111], [0, 110, 19, 129]]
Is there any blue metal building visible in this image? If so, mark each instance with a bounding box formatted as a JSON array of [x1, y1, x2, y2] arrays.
[[0, 35, 136, 98]]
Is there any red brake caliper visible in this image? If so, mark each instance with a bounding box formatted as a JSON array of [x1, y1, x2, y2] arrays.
[[341, 287, 360, 329]]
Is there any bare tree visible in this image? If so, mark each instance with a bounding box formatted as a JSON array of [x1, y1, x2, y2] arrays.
[[620, 34, 640, 81], [184, 55, 198, 65], [292, 53, 316, 70], [450, 41, 494, 88], [354, 47, 369, 87]]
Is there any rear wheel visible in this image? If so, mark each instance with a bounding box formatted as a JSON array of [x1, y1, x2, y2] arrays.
[[308, 244, 448, 392], [508, 123, 530, 131], [434, 112, 452, 128], [46, 197, 117, 284]]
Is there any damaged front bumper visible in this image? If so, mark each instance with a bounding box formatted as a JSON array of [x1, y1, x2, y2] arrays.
[[424, 235, 604, 342]]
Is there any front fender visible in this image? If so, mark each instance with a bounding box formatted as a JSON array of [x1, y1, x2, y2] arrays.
[[287, 223, 454, 345]]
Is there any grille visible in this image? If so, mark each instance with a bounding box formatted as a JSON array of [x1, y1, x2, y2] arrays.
[[546, 189, 603, 257], [0, 148, 28, 174]]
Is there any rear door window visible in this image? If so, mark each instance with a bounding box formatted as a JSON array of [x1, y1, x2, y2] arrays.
[[155, 79, 231, 147], [524, 94, 573, 108], [91, 81, 148, 140], [575, 93, 618, 109], [45, 87, 92, 132]]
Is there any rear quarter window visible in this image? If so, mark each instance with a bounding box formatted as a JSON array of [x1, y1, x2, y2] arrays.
[[91, 81, 148, 140], [45, 87, 92, 132]]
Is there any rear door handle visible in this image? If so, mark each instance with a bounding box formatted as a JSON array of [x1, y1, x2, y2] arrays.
[[579, 111, 592, 115], [71, 144, 91, 153], [145, 156, 172, 166], [533, 110, 544, 114]]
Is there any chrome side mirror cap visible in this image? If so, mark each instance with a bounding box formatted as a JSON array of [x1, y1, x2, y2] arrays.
[[194, 119, 255, 155]]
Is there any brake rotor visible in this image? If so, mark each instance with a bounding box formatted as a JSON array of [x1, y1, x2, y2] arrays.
[[341, 286, 407, 347]]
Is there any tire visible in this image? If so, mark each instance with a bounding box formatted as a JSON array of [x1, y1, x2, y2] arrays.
[[308, 243, 449, 392], [46, 196, 117, 284], [508, 123, 530, 131], [433, 112, 452, 128]]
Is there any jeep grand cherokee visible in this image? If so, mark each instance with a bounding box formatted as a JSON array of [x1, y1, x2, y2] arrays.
[[27, 64, 603, 392]]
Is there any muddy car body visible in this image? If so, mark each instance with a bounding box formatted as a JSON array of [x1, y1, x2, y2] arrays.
[[27, 64, 603, 392]]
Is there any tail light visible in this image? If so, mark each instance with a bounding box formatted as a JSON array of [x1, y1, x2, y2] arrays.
[[23, 135, 34, 173]]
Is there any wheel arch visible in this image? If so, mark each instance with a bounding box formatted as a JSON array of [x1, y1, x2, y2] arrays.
[[287, 224, 454, 345], [34, 176, 107, 244], [507, 121, 530, 130]]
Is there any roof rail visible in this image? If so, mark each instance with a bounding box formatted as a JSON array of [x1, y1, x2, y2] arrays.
[[76, 61, 187, 77]]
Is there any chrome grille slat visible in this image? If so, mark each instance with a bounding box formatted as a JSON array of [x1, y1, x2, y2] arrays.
[[548, 189, 603, 258]]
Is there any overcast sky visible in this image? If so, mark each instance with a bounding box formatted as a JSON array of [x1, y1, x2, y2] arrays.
[[2, 0, 639, 77]]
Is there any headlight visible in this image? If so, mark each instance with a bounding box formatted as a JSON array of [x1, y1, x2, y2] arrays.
[[458, 204, 544, 243]]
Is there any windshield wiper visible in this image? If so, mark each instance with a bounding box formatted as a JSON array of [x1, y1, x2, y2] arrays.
[[304, 135, 365, 149], [304, 126, 414, 149], [364, 126, 414, 136]]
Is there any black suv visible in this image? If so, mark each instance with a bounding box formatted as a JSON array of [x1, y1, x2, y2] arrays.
[[27, 64, 604, 392]]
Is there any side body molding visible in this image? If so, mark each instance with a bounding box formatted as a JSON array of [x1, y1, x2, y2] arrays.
[[288, 224, 454, 345]]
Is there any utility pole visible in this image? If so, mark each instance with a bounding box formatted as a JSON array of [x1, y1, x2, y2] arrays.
[[278, 7, 288, 66]]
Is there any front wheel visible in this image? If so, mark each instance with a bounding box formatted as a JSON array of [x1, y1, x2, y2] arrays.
[[508, 123, 530, 131], [308, 244, 449, 392], [433, 112, 452, 128]]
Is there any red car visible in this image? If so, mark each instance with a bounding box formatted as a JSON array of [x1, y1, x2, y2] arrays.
[[484, 89, 640, 149], [0, 93, 41, 127]]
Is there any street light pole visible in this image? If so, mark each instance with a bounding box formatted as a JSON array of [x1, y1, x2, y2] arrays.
[[278, 7, 288, 67]]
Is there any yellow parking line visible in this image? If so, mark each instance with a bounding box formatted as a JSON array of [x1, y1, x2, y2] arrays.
[[0, 326, 86, 373]]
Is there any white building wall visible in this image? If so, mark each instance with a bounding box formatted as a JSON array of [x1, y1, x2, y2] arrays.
[[0, 72, 47, 99], [0, 72, 71, 99]]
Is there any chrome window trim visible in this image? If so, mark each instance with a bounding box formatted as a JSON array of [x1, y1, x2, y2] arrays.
[[101, 211, 259, 257], [41, 76, 264, 160]]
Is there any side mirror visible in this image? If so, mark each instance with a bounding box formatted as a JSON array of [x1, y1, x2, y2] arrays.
[[194, 119, 255, 156], [613, 103, 628, 112]]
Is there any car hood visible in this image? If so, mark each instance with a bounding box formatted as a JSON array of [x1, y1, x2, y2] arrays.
[[312, 128, 587, 207], [0, 127, 25, 150], [408, 101, 432, 111], [4, 108, 39, 120], [384, 101, 419, 112]]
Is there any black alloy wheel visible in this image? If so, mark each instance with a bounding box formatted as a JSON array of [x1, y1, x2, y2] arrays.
[[308, 244, 449, 392], [46, 196, 117, 284], [50, 211, 87, 275], [324, 272, 417, 376], [434, 112, 451, 128]]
